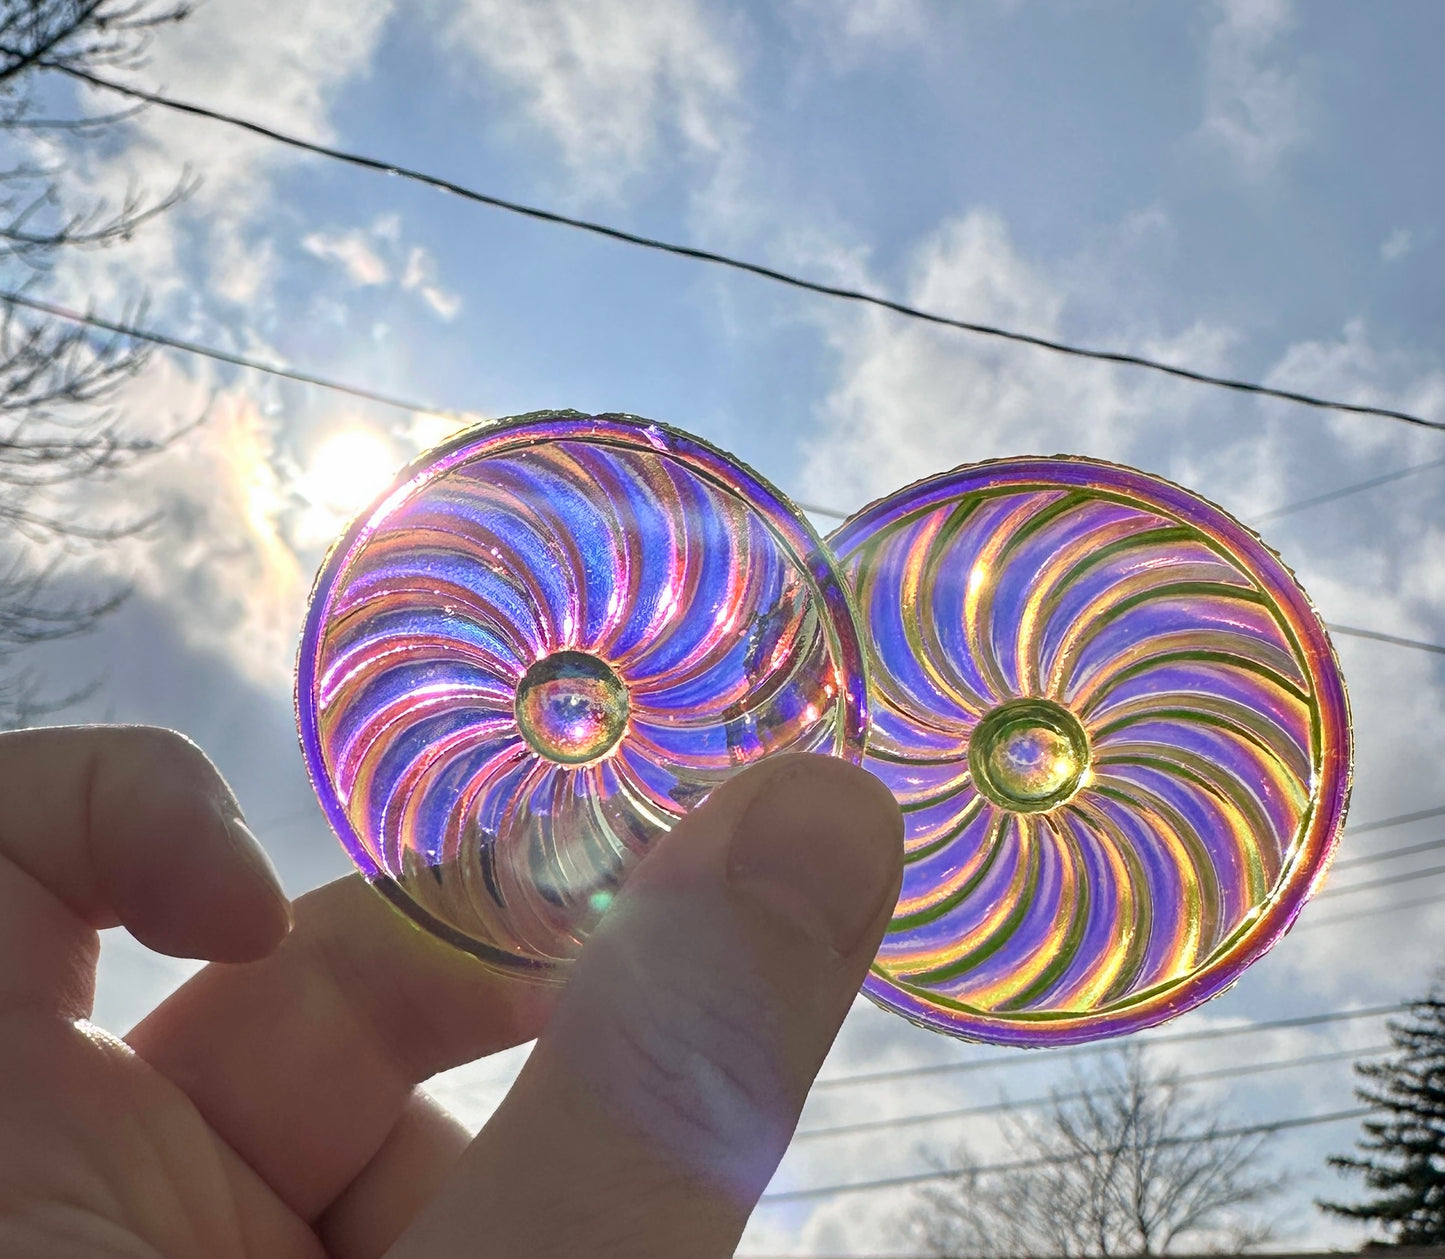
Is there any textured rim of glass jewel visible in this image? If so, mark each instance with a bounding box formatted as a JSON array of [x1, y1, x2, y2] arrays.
[[830, 455, 1353, 1046], [295, 410, 870, 974]]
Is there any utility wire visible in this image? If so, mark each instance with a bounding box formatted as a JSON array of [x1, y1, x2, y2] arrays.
[[794, 1043, 1383, 1142], [1327, 623, 1445, 657], [798, 871, 1429, 1134], [44, 62, 1445, 438], [21, 216, 1411, 1140], [1316, 861, 1445, 902], [1299, 891, 1445, 932], [1252, 456, 1445, 522], [804, 457, 1445, 528], [796, 500, 849, 521], [798, 514, 1445, 664], [811, 1002, 1404, 1091], [760, 1106, 1371, 1204], [1349, 804, 1445, 836], [9, 74, 1432, 1171], [17, 288, 1445, 663], [1333, 834, 1445, 874], [794, 869, 1418, 1142], [0, 290, 473, 422]]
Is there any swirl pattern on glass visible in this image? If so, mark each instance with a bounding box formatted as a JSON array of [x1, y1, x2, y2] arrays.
[[830, 457, 1351, 1046], [297, 412, 867, 973]]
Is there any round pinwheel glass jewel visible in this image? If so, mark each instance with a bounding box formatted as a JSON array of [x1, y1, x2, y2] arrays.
[[296, 411, 867, 973], [830, 456, 1351, 1047]]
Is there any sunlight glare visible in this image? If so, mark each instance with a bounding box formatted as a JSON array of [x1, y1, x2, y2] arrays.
[[305, 428, 400, 516]]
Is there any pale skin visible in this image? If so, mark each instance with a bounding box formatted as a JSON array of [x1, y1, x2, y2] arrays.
[[0, 726, 904, 1258]]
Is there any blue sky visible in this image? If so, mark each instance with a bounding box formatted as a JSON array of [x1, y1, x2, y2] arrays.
[[14, 0, 1445, 1253]]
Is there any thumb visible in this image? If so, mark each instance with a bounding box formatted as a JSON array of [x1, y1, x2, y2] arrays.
[[388, 753, 903, 1259]]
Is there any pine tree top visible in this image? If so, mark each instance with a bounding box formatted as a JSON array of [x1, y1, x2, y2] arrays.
[[1321, 997, 1445, 1246]]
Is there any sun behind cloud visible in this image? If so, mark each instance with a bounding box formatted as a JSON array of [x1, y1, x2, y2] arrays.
[[304, 426, 402, 518]]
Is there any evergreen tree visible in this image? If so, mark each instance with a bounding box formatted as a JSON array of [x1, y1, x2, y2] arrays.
[[1321, 998, 1445, 1244]]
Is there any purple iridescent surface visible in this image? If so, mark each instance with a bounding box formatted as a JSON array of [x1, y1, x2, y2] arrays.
[[296, 412, 867, 973], [830, 456, 1352, 1047]]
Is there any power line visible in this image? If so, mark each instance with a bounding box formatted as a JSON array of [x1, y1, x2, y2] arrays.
[[18, 245, 1417, 1154], [794, 1043, 1384, 1142], [1333, 834, 1445, 874], [797, 863, 1428, 1136], [1252, 456, 1445, 523], [0, 290, 472, 422], [45, 62, 1445, 438], [21, 278, 1399, 540], [811, 1003, 1404, 1091], [1316, 861, 1445, 902], [801, 512, 1445, 665], [760, 1107, 1371, 1204], [804, 458, 1445, 529], [14, 76, 1433, 1189], [1327, 623, 1445, 657], [1348, 804, 1445, 836], [798, 515, 1445, 665], [796, 500, 849, 521], [18, 286, 1445, 665], [1298, 891, 1445, 932]]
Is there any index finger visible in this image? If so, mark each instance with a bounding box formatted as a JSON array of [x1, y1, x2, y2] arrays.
[[0, 724, 292, 1020]]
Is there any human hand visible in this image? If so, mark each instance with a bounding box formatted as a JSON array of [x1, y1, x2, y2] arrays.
[[0, 725, 903, 1257]]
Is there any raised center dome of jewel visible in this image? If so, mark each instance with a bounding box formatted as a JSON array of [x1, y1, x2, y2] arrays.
[[968, 697, 1090, 813]]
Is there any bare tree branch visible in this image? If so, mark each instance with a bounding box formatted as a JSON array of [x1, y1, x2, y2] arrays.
[[906, 1048, 1286, 1259], [0, 0, 196, 727], [0, 1, 189, 86]]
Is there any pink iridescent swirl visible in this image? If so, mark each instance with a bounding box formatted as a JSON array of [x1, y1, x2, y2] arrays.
[[830, 457, 1351, 1046], [296, 412, 867, 973]]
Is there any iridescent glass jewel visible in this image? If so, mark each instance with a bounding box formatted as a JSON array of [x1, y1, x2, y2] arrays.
[[829, 456, 1351, 1046], [296, 411, 868, 973]]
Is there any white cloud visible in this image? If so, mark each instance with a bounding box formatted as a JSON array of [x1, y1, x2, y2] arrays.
[[302, 221, 463, 318], [1381, 227, 1415, 263], [799, 209, 1445, 532], [49, 359, 312, 691], [47, 0, 397, 316], [400, 244, 463, 320], [1265, 319, 1445, 457], [303, 227, 392, 286], [14, 0, 405, 700], [434, 0, 744, 193], [789, 0, 926, 56], [798, 210, 1221, 513], [1196, 0, 1307, 176]]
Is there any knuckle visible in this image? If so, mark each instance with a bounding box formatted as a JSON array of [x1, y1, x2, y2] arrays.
[[120, 726, 228, 799]]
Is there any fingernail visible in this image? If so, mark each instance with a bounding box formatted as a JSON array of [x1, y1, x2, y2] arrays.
[[220, 809, 294, 929], [727, 758, 902, 956]]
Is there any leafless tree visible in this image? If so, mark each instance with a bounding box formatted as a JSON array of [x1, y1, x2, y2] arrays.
[[0, 0, 193, 725], [906, 1048, 1286, 1259]]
